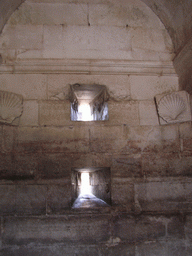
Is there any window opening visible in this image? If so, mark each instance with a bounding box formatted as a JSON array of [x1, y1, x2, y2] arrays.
[[70, 83, 109, 121], [71, 168, 111, 209]]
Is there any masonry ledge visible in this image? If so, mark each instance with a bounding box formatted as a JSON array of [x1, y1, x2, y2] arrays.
[[0, 59, 177, 76]]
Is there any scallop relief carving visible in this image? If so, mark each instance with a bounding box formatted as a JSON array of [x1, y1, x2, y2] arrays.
[[0, 91, 23, 124], [155, 91, 192, 125]]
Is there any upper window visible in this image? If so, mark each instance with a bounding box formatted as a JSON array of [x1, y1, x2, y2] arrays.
[[70, 84, 109, 121]]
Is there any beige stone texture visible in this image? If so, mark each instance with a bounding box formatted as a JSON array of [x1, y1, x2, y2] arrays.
[[0, 24, 43, 50], [43, 25, 64, 58], [139, 100, 159, 126], [89, 1, 164, 29], [61, 25, 132, 60], [90, 125, 127, 153], [8, 2, 87, 26], [130, 75, 179, 100], [47, 74, 130, 101], [108, 101, 139, 126], [2, 125, 16, 153], [0, 74, 47, 100], [39, 100, 71, 126], [19, 100, 39, 126], [131, 28, 171, 52]]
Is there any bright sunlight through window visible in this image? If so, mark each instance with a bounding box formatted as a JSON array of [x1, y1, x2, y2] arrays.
[[78, 103, 93, 121], [80, 172, 91, 195]]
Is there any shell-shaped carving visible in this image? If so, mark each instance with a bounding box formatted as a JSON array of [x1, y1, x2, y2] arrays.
[[157, 93, 186, 123], [0, 91, 23, 124]]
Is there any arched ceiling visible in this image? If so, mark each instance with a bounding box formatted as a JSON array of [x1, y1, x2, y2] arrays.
[[0, 0, 192, 93], [0, 0, 192, 55]]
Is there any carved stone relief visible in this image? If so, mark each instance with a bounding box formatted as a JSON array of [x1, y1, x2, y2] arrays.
[[0, 90, 23, 125], [155, 91, 192, 125]]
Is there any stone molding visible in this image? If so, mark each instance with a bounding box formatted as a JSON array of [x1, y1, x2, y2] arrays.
[[0, 59, 176, 76]]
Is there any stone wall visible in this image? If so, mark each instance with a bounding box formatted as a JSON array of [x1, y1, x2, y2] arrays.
[[0, 0, 192, 255]]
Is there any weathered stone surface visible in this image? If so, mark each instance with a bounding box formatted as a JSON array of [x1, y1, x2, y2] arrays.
[[139, 100, 159, 126], [38, 154, 71, 179], [1, 244, 99, 256], [131, 28, 169, 52], [40, 126, 90, 153], [15, 185, 46, 215], [61, 25, 132, 60], [135, 216, 165, 242], [1, 125, 16, 153], [8, 3, 88, 26], [114, 215, 136, 242], [130, 76, 179, 100], [19, 100, 39, 126], [142, 152, 183, 177], [0, 24, 43, 50], [71, 152, 112, 168], [108, 101, 139, 126], [0, 74, 47, 100], [47, 185, 72, 213], [0, 185, 16, 215], [39, 100, 71, 126], [135, 181, 192, 213], [111, 178, 134, 207], [135, 241, 167, 256], [185, 215, 192, 241], [3, 215, 110, 244], [89, 1, 164, 28], [90, 125, 127, 153], [167, 216, 185, 239], [112, 154, 142, 178]]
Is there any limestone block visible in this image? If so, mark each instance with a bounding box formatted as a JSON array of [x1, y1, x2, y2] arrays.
[[167, 217, 185, 239], [0, 185, 16, 214], [0, 74, 47, 100], [2, 125, 15, 153], [3, 216, 110, 243], [89, 1, 164, 29], [12, 154, 38, 179], [139, 100, 159, 125], [39, 100, 72, 126], [19, 100, 39, 126], [135, 216, 165, 242], [130, 75, 179, 100], [111, 178, 134, 207], [111, 154, 142, 178], [90, 125, 127, 153], [136, 241, 167, 256], [135, 181, 188, 212], [0, 153, 12, 172], [8, 2, 87, 26], [114, 215, 135, 242], [47, 185, 72, 213], [15, 185, 46, 215], [185, 215, 192, 240], [38, 153, 71, 179], [61, 25, 132, 59], [131, 28, 168, 52], [47, 74, 131, 101], [43, 25, 64, 58], [1, 246, 99, 256], [179, 122, 192, 153], [71, 152, 112, 168], [108, 101, 139, 126], [40, 126, 90, 153], [155, 91, 192, 125], [0, 24, 43, 50]]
